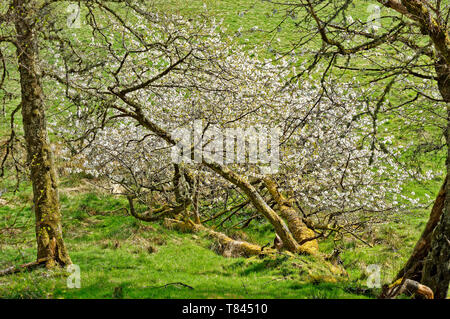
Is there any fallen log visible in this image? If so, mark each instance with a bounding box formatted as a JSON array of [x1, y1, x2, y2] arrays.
[[0, 257, 50, 277], [164, 218, 276, 257], [127, 195, 186, 222]]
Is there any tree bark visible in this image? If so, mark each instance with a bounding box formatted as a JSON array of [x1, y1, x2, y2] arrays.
[[204, 161, 304, 254], [0, 258, 50, 276], [421, 194, 450, 298], [14, 0, 71, 267]]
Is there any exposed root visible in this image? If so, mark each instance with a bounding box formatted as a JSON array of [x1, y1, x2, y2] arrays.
[[379, 277, 434, 299]]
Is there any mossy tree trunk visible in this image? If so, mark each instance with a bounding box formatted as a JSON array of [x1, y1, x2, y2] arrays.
[[164, 218, 266, 257], [119, 107, 306, 254], [13, 0, 71, 268], [204, 161, 303, 254], [263, 177, 319, 255]]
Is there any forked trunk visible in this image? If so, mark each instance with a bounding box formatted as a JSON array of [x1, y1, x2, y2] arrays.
[[116, 85, 313, 255]]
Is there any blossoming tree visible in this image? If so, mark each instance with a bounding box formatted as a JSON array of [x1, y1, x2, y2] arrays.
[[44, 2, 414, 259]]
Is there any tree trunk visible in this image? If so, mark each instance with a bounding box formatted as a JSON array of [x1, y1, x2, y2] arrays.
[[204, 161, 304, 254], [389, 58, 450, 299], [164, 218, 267, 257], [420, 59, 450, 298], [421, 194, 450, 298], [126, 110, 306, 254], [394, 177, 446, 282], [14, 0, 71, 268], [263, 177, 319, 254]]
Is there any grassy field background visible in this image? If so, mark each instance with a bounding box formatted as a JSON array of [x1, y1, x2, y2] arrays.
[[0, 0, 445, 298]]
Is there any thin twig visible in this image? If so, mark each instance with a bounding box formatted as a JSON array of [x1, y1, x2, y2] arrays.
[[145, 282, 194, 290]]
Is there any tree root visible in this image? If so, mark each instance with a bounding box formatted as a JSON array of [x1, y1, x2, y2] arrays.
[[0, 257, 50, 276], [379, 277, 434, 299]]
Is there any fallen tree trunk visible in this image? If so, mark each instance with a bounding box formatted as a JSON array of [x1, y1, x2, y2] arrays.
[[204, 161, 303, 254], [0, 257, 50, 276], [420, 60, 450, 299], [164, 218, 276, 257], [205, 162, 303, 253], [162, 217, 347, 282]]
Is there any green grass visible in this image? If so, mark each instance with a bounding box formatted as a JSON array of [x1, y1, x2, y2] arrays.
[[0, 177, 436, 299]]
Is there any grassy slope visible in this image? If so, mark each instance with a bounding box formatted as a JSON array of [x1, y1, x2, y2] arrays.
[[0, 179, 362, 299], [0, 0, 445, 298]]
